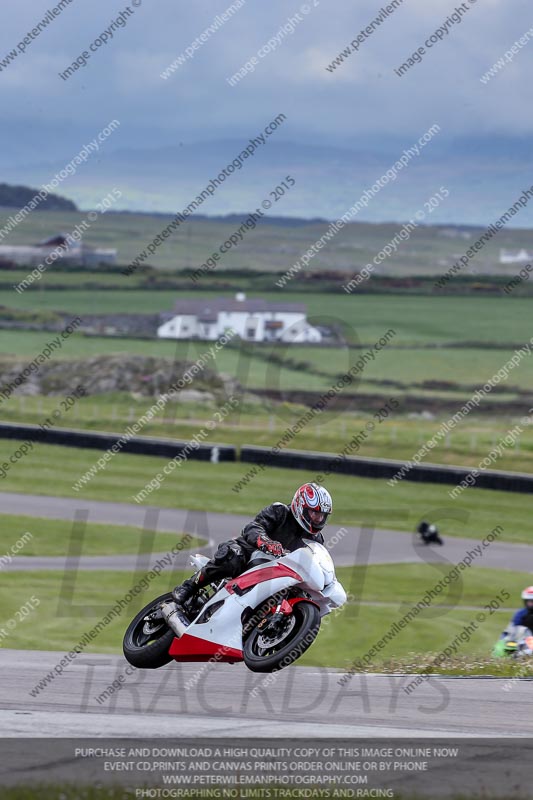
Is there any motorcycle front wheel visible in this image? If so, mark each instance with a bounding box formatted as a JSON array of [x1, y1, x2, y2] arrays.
[[123, 592, 176, 669], [243, 601, 321, 673]]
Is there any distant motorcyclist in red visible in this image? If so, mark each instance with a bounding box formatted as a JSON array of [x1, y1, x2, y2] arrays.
[[172, 482, 333, 626]]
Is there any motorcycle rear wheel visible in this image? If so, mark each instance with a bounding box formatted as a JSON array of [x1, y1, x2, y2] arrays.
[[243, 601, 320, 673], [123, 592, 177, 669]]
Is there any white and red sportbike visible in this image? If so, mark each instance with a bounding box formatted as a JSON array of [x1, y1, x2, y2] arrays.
[[123, 541, 346, 673]]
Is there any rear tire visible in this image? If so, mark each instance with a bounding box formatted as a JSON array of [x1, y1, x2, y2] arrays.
[[243, 601, 320, 673], [123, 592, 177, 669]]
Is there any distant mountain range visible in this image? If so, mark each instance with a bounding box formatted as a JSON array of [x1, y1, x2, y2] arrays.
[[2, 135, 533, 226]]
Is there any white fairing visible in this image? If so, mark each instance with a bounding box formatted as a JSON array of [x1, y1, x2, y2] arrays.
[[299, 540, 336, 585], [283, 541, 346, 612], [321, 580, 347, 608], [184, 540, 346, 650]]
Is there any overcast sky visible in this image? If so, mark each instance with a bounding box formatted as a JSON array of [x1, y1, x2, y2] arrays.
[[0, 0, 529, 147], [0, 0, 530, 222]]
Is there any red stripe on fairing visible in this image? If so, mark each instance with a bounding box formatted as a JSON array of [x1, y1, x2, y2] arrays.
[[169, 633, 243, 662], [225, 564, 302, 594]]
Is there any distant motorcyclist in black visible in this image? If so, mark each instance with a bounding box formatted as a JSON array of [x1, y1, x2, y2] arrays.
[[417, 520, 443, 545], [172, 483, 332, 627]]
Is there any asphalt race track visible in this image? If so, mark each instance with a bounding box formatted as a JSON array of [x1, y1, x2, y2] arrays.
[[1, 649, 530, 738], [1, 490, 530, 571]]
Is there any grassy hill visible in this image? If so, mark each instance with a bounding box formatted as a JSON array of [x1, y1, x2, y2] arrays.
[[0, 185, 76, 212]]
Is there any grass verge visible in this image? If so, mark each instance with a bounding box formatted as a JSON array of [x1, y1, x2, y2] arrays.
[[1, 393, 532, 473], [0, 514, 202, 557]]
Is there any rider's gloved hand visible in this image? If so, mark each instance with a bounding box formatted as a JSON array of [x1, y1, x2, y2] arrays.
[[256, 535, 285, 557]]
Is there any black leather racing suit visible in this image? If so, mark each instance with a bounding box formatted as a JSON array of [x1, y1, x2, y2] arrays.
[[180, 502, 324, 596], [237, 502, 324, 556]]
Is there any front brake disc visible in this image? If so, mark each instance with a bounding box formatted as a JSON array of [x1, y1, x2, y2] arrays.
[[257, 615, 296, 648]]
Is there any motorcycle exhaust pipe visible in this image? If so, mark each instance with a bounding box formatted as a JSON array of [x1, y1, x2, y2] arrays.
[[160, 601, 188, 639]]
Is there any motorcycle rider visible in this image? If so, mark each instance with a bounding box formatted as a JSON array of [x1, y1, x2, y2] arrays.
[[502, 586, 533, 636], [417, 520, 443, 546], [172, 482, 333, 626]]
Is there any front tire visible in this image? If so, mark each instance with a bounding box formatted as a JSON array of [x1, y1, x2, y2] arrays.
[[123, 592, 176, 669], [243, 601, 321, 673]]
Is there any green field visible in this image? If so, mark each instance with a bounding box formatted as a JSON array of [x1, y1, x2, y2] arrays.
[[2, 291, 533, 346], [0, 514, 201, 557], [0, 289, 532, 420], [3, 207, 533, 275], [2, 292, 532, 369], [0, 283, 531, 457], [0, 442, 530, 543], [0, 329, 531, 398]]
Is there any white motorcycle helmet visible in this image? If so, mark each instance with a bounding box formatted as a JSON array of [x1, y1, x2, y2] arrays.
[[291, 482, 332, 536], [521, 586, 533, 608]]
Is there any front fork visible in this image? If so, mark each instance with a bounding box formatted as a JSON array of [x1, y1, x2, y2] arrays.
[[246, 593, 319, 638]]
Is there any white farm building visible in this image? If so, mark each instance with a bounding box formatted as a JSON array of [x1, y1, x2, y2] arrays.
[[157, 293, 322, 343], [0, 233, 116, 267], [500, 249, 533, 264]]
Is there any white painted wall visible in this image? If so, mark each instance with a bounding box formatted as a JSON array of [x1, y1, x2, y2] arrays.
[[157, 310, 322, 342]]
